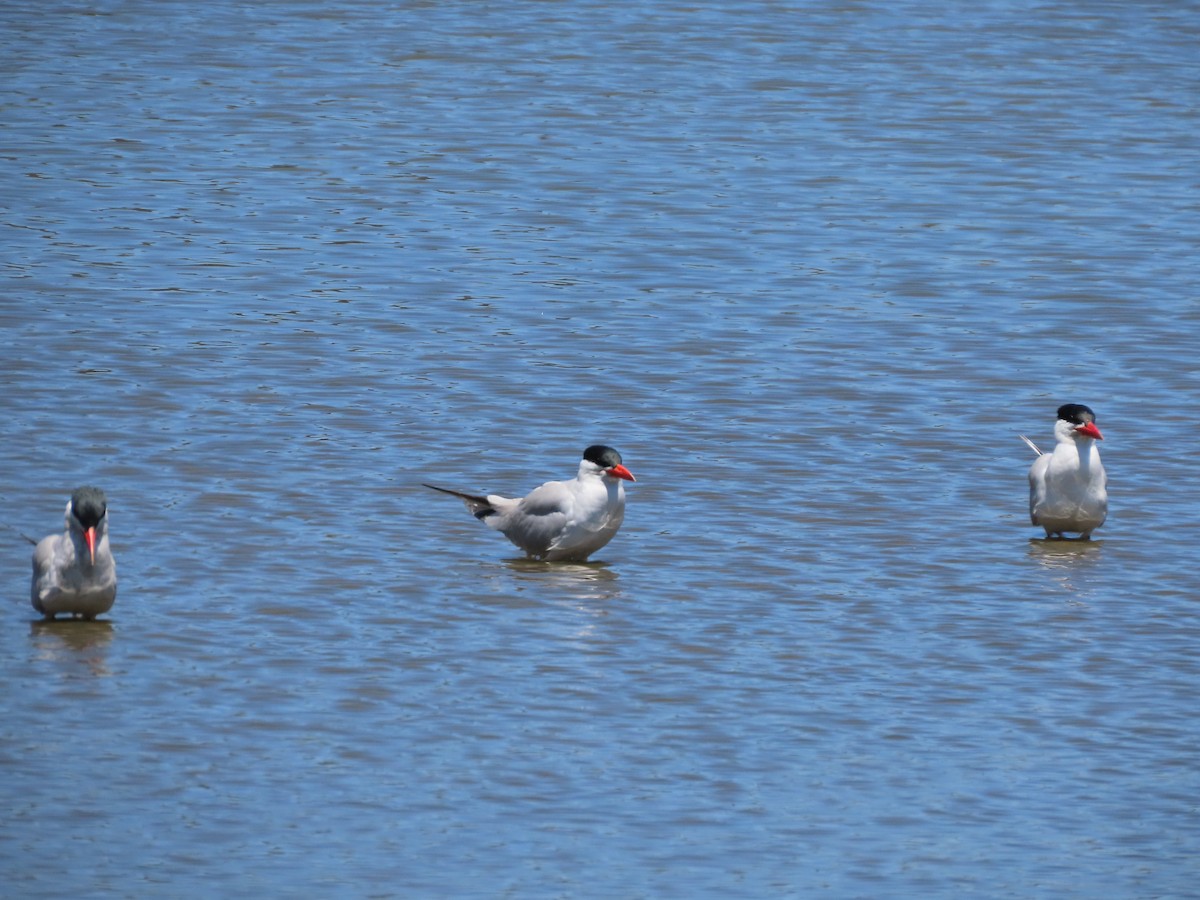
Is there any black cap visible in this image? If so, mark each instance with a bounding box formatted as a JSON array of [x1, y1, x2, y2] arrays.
[[70, 486, 108, 529], [583, 445, 623, 469], [1056, 404, 1096, 426]]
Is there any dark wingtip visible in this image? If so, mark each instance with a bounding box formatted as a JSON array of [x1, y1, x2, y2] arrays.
[[423, 483, 496, 518]]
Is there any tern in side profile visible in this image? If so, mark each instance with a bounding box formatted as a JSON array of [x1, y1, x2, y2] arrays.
[[31, 486, 118, 620], [425, 445, 636, 561], [1020, 404, 1107, 539]]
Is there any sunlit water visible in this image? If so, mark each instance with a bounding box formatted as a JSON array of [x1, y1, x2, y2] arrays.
[[2, 1, 1197, 896]]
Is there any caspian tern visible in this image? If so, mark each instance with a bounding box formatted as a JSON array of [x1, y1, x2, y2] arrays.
[[1020, 404, 1107, 539], [425, 445, 636, 561], [31, 486, 118, 620]]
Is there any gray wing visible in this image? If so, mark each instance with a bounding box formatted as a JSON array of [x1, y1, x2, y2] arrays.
[[30, 535, 62, 610], [547, 501, 623, 556], [1028, 453, 1050, 525], [497, 481, 575, 558]]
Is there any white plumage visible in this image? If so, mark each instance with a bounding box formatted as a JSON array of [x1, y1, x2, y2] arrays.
[[1021, 404, 1107, 539]]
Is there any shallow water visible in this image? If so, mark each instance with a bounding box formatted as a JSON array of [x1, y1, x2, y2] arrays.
[[2, 1, 1198, 896]]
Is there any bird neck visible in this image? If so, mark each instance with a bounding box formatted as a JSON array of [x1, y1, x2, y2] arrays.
[[595, 475, 623, 500], [1076, 439, 1097, 471], [70, 529, 108, 567]]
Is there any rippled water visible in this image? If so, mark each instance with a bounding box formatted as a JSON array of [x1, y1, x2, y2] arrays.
[[2, 1, 1198, 896]]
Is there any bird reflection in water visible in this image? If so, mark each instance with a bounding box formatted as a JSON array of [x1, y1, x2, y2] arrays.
[[500, 559, 625, 647], [29, 619, 114, 676], [1027, 537, 1102, 603], [1028, 536, 1103, 566], [504, 557, 621, 598]]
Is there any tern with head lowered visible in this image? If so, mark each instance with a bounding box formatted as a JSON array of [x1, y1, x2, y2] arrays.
[[425, 445, 636, 561], [1020, 403, 1108, 540], [31, 486, 118, 620]]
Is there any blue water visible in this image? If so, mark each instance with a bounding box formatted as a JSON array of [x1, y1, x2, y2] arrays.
[[2, 1, 1198, 896]]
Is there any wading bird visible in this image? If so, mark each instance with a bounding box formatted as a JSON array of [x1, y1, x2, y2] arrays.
[[425, 445, 635, 561], [31, 486, 118, 620], [1021, 404, 1107, 539]]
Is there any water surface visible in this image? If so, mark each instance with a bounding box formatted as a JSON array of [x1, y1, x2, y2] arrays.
[[2, 1, 1198, 896]]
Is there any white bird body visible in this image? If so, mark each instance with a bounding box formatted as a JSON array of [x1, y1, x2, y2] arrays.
[[31, 487, 117, 620], [426, 445, 635, 561], [1022, 404, 1107, 539]]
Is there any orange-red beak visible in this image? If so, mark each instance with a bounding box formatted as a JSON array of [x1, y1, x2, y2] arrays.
[[607, 464, 636, 482], [84, 526, 97, 565], [1077, 422, 1104, 440]]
